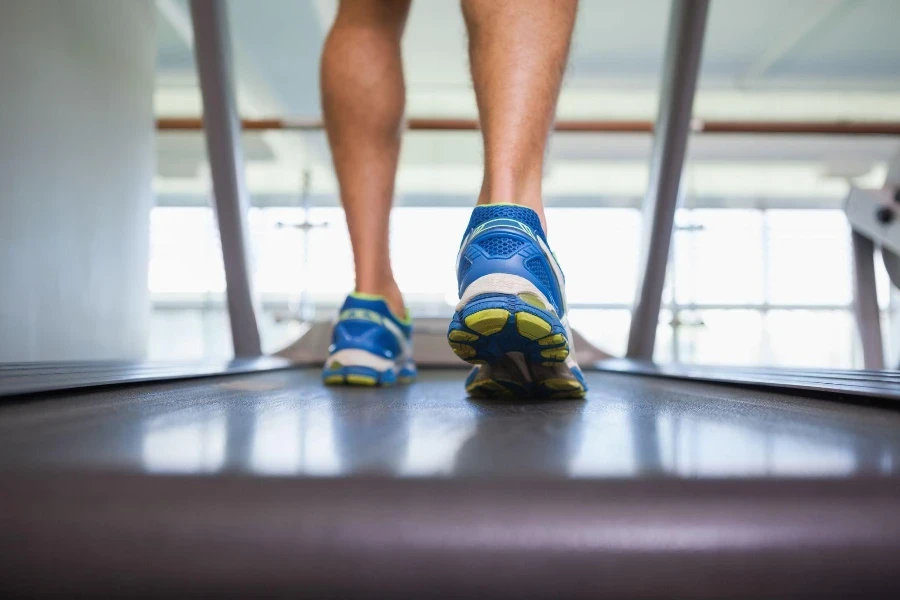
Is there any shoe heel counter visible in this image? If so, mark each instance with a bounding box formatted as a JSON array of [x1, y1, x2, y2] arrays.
[[458, 229, 561, 311], [331, 319, 402, 359]]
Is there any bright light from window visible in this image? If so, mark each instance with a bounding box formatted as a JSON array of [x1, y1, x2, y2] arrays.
[[147, 206, 886, 369]]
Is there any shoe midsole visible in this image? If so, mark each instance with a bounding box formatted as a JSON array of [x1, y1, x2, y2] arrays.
[[325, 348, 397, 371], [456, 273, 555, 314]]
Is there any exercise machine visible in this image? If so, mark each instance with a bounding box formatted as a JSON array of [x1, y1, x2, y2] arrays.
[[847, 152, 900, 369], [2, 0, 899, 597]]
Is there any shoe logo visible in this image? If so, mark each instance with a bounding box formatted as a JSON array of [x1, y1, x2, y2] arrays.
[[534, 236, 568, 314]]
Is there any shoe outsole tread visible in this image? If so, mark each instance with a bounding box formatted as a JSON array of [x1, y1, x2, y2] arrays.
[[450, 293, 586, 399], [322, 365, 416, 388]]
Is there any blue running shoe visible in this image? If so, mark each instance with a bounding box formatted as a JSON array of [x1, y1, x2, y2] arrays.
[[323, 292, 416, 387], [449, 204, 587, 399]]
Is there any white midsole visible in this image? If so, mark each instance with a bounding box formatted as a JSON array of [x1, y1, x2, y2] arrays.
[[456, 273, 555, 314], [325, 349, 398, 371]]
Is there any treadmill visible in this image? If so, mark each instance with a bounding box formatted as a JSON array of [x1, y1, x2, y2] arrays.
[[3, 0, 900, 597], [2, 361, 900, 598]]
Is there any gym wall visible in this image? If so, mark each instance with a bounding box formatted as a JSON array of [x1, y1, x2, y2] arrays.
[[0, 0, 156, 360]]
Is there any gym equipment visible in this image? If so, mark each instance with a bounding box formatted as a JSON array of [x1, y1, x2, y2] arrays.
[[846, 151, 900, 369], [1, 363, 899, 597], [2, 0, 899, 596]]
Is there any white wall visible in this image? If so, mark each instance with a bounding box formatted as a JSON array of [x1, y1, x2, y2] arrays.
[[0, 1, 156, 361]]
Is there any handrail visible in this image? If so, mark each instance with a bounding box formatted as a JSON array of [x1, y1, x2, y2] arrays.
[[156, 117, 900, 136]]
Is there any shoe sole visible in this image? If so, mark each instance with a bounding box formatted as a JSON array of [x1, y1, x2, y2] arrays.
[[465, 364, 586, 400], [322, 364, 416, 388], [448, 293, 586, 399]]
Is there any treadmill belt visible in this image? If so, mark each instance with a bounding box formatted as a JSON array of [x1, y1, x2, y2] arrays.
[[2, 367, 900, 597], [1, 368, 899, 477]]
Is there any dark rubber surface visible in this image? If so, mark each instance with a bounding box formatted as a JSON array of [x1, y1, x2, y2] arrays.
[[3, 368, 900, 597], [599, 359, 900, 402], [2, 368, 900, 478], [0, 357, 296, 397]]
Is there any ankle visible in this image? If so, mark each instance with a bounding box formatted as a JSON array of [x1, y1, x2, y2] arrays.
[[477, 172, 547, 231], [478, 158, 545, 208], [354, 278, 406, 320]]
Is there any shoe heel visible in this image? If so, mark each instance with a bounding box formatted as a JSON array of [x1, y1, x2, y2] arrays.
[[448, 293, 569, 366]]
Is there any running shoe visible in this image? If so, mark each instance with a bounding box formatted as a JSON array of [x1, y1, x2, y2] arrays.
[[448, 204, 587, 399], [323, 292, 416, 387]]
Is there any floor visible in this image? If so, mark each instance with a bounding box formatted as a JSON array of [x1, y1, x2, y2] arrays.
[[1, 368, 899, 478]]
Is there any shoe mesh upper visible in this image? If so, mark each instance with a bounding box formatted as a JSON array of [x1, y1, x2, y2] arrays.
[[476, 236, 526, 258], [525, 256, 552, 288]]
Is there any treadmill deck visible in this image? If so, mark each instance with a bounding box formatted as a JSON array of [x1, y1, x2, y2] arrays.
[[1, 368, 898, 478], [3, 367, 900, 597]]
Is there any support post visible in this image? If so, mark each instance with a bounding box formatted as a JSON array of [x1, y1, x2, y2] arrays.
[[851, 231, 886, 370], [626, 0, 710, 360], [190, 0, 262, 356]]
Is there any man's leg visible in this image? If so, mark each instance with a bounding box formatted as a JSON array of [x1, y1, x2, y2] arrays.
[[450, 0, 585, 399], [321, 0, 417, 388], [321, 0, 410, 318], [462, 0, 578, 231]]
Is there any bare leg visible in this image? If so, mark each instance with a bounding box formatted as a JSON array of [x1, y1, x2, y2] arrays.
[[321, 0, 410, 317], [462, 0, 578, 230]]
